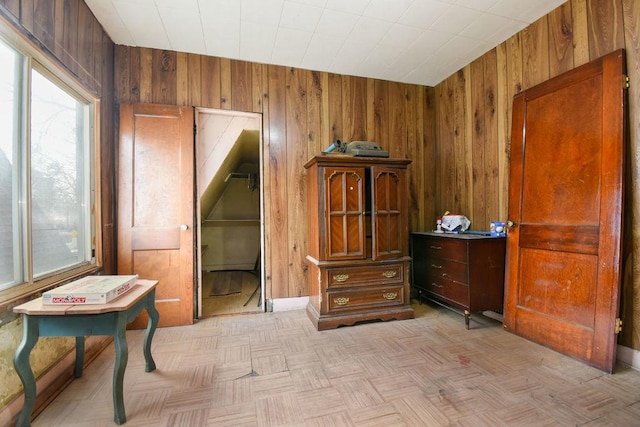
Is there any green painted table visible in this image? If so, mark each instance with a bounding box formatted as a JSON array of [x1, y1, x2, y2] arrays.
[[13, 279, 159, 426]]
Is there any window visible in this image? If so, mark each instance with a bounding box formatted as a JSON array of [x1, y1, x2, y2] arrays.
[[0, 34, 98, 293]]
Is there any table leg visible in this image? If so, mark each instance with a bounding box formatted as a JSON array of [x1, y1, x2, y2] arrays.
[[13, 315, 39, 427], [74, 336, 85, 378], [112, 312, 129, 425], [143, 291, 159, 373]]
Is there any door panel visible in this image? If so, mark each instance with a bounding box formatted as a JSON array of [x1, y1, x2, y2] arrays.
[[372, 166, 407, 260], [504, 50, 626, 372], [325, 167, 365, 260], [118, 103, 194, 327]]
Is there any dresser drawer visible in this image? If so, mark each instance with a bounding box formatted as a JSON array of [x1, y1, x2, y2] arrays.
[[327, 285, 405, 312], [426, 258, 468, 284], [328, 263, 403, 288], [423, 276, 470, 307], [422, 237, 467, 262]]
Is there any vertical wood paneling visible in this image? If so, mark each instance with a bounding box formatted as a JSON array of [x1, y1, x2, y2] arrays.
[[523, 16, 550, 88], [483, 50, 499, 225], [436, 77, 455, 216], [320, 71, 330, 150], [151, 49, 177, 105], [0, 0, 19, 18], [548, 2, 574, 77], [188, 53, 202, 107], [366, 79, 375, 139], [251, 62, 264, 113], [373, 79, 388, 149], [470, 58, 486, 229], [572, 0, 590, 66], [307, 70, 323, 157], [115, 45, 131, 103], [62, 0, 79, 75], [422, 87, 436, 229], [201, 56, 220, 109], [286, 67, 307, 297], [495, 43, 508, 222], [587, 0, 625, 59], [453, 69, 468, 215], [405, 84, 420, 231], [32, 0, 54, 51], [231, 60, 252, 112], [328, 73, 342, 143], [388, 81, 406, 159], [220, 57, 231, 110], [260, 65, 272, 299], [267, 65, 288, 300], [139, 48, 153, 103], [621, 0, 640, 348], [77, 1, 93, 81], [342, 76, 366, 141], [54, 0, 64, 59], [176, 52, 189, 106]]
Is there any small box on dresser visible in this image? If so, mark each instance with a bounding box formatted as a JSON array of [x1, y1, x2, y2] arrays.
[[410, 232, 506, 329]]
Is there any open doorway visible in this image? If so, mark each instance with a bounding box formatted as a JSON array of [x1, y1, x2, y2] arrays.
[[195, 108, 264, 318]]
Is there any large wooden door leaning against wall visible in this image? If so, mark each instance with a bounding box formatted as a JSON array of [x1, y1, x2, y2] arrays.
[[118, 103, 195, 327], [504, 49, 626, 373]]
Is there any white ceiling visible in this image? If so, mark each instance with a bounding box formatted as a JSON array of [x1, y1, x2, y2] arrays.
[[85, 0, 567, 87]]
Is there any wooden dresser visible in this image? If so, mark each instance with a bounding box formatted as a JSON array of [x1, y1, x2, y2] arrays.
[[305, 155, 414, 330], [411, 232, 506, 328]]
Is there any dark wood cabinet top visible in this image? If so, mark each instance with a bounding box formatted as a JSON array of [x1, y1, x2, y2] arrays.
[[411, 231, 506, 241]]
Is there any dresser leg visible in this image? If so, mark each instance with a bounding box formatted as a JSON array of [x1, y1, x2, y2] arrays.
[[464, 310, 470, 330]]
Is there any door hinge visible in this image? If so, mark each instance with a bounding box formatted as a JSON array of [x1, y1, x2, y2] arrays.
[[615, 317, 623, 334], [194, 124, 197, 135], [623, 75, 630, 89]]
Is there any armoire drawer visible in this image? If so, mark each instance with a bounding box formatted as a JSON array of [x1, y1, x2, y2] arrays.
[[328, 264, 404, 288], [327, 285, 405, 312]]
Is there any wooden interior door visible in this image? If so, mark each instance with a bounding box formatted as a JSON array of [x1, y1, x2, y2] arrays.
[[504, 50, 626, 372], [118, 103, 194, 327]]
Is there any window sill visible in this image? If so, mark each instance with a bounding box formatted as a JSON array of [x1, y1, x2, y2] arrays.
[[0, 264, 102, 313]]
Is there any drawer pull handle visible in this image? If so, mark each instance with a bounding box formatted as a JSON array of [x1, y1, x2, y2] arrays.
[[382, 270, 397, 278], [431, 264, 442, 269], [431, 282, 443, 288], [383, 292, 398, 300], [430, 245, 442, 250], [333, 274, 349, 282], [334, 297, 349, 306]]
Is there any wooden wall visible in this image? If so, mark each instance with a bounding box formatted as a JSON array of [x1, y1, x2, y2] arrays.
[[115, 48, 436, 301], [433, 0, 640, 350]]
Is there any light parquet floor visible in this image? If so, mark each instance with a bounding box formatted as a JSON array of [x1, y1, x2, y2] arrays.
[[32, 302, 640, 426]]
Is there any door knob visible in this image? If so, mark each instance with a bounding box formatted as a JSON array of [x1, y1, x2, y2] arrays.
[[507, 220, 516, 228], [180, 224, 189, 231]]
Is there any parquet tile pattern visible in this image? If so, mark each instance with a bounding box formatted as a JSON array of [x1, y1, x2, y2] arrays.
[[32, 303, 640, 426]]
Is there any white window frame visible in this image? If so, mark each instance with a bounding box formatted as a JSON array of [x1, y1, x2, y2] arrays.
[[0, 18, 102, 301]]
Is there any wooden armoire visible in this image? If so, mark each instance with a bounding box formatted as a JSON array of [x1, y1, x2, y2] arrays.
[[305, 155, 414, 330]]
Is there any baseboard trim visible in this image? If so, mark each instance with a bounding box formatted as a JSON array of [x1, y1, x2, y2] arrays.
[[617, 344, 640, 371], [270, 296, 309, 312]]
